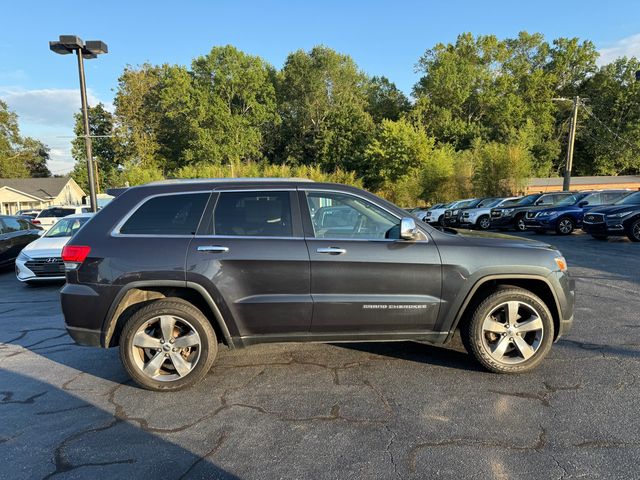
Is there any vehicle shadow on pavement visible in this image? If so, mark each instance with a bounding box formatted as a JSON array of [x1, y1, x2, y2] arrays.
[[332, 339, 485, 372], [0, 368, 240, 479]]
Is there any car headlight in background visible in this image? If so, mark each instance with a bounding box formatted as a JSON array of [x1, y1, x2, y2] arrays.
[[606, 211, 633, 218], [502, 209, 514, 215]]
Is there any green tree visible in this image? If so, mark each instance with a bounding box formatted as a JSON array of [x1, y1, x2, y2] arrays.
[[187, 46, 279, 165], [366, 76, 410, 122], [71, 103, 118, 191], [575, 57, 640, 175], [471, 139, 533, 196], [0, 100, 51, 178], [276, 46, 374, 170]]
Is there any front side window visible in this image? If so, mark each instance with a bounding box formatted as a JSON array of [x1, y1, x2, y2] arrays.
[[306, 191, 399, 240], [213, 191, 292, 237], [617, 192, 640, 205], [120, 193, 209, 235]]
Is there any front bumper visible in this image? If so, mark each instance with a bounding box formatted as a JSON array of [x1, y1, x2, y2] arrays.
[[523, 217, 557, 230], [15, 257, 65, 282], [490, 215, 515, 227], [583, 220, 625, 235]]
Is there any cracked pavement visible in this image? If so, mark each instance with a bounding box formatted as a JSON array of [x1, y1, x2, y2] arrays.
[[0, 231, 638, 479]]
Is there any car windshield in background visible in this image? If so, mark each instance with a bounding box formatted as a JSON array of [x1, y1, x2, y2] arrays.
[[476, 198, 501, 208], [45, 217, 90, 238], [555, 194, 586, 207], [615, 192, 640, 205], [513, 194, 540, 206]]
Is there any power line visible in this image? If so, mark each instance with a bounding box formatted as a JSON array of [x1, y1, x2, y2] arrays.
[[580, 104, 640, 157]]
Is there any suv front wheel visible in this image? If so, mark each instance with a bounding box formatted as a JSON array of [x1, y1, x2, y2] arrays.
[[119, 298, 218, 391], [462, 287, 554, 373]]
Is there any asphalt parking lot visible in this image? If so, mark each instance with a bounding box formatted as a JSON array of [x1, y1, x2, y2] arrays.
[[1, 231, 638, 479]]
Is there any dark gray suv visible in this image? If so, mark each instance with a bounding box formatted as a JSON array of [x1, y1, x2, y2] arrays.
[[60, 179, 574, 390]]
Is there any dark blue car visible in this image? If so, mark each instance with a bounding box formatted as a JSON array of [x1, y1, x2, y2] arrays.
[[523, 190, 632, 235]]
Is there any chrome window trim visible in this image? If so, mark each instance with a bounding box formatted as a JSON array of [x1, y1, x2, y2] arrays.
[[300, 187, 429, 243], [111, 190, 212, 238]]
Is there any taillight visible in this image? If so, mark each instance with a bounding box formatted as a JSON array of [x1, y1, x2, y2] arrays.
[[62, 246, 91, 269], [32, 219, 40, 225]]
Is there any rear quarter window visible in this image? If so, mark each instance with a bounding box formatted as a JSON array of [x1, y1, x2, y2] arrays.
[[119, 193, 209, 235]]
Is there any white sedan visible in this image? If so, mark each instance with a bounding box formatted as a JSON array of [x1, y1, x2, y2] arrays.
[[16, 213, 93, 283]]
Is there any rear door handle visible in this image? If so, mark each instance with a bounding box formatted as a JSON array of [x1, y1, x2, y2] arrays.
[[197, 245, 229, 253], [316, 247, 346, 255]]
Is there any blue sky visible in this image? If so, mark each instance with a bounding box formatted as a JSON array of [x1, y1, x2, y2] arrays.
[[2, 0, 640, 174]]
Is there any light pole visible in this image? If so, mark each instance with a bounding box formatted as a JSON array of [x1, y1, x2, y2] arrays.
[[49, 35, 108, 212]]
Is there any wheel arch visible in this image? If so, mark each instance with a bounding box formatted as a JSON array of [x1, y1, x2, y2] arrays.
[[448, 275, 562, 342], [102, 281, 235, 349]]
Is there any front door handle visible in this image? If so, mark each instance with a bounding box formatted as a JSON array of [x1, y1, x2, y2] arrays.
[[197, 245, 229, 253], [316, 247, 346, 255]]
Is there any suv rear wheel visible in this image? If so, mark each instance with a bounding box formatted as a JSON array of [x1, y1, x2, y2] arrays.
[[462, 287, 554, 373], [119, 298, 218, 391]]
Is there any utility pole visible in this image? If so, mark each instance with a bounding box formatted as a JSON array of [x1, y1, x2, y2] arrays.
[[562, 96, 580, 191], [49, 36, 108, 212]]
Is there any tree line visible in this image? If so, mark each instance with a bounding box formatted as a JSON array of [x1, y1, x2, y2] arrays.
[[0, 100, 51, 178], [2, 31, 638, 206]]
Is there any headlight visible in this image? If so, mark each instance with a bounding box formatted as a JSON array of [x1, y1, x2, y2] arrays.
[[452, 209, 459, 215], [554, 256, 568, 272], [17, 251, 31, 262], [538, 211, 557, 217], [503, 209, 514, 215], [607, 211, 633, 218]]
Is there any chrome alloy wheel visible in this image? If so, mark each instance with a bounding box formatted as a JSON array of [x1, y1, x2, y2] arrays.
[[481, 301, 544, 365], [478, 216, 491, 229], [130, 315, 201, 382], [558, 218, 573, 234]]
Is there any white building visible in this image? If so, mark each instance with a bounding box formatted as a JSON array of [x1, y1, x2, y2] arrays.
[[0, 177, 86, 215]]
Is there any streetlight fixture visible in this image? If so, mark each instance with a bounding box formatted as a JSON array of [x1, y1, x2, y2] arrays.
[[49, 35, 108, 212]]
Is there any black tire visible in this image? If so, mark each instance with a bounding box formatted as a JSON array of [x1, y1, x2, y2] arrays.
[[626, 218, 640, 242], [119, 298, 218, 391], [591, 234, 608, 241], [461, 287, 554, 374], [437, 215, 444, 226], [476, 215, 491, 230], [513, 215, 527, 232], [555, 217, 575, 235]]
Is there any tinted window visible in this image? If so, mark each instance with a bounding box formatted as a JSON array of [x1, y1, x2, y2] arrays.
[[602, 192, 628, 204], [120, 193, 209, 235], [306, 191, 398, 240], [581, 193, 602, 206], [213, 192, 292, 237], [616, 192, 640, 205], [39, 208, 75, 217], [2, 218, 22, 232], [17, 219, 32, 230]]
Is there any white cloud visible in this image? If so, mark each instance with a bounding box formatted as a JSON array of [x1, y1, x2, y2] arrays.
[[598, 33, 640, 66], [0, 88, 113, 175], [0, 87, 106, 126]]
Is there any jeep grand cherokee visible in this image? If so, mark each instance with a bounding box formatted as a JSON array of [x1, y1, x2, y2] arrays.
[[60, 179, 574, 391]]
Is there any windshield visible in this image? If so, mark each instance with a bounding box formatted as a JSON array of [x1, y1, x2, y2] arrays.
[[616, 191, 640, 205], [513, 194, 540, 206], [555, 193, 587, 207], [44, 217, 90, 238], [477, 198, 501, 208]]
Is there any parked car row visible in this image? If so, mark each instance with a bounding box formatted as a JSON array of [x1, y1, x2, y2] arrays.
[[417, 189, 640, 242], [0, 207, 94, 283]]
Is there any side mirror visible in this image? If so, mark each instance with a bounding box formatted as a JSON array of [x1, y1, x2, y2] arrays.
[[400, 217, 418, 240], [578, 200, 588, 207]]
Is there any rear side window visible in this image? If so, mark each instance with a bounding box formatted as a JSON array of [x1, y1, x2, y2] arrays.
[[2, 218, 22, 232], [120, 193, 209, 235], [39, 208, 75, 217], [213, 191, 292, 237]]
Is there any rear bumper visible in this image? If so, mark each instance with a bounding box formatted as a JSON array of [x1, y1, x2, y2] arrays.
[[66, 326, 102, 347]]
